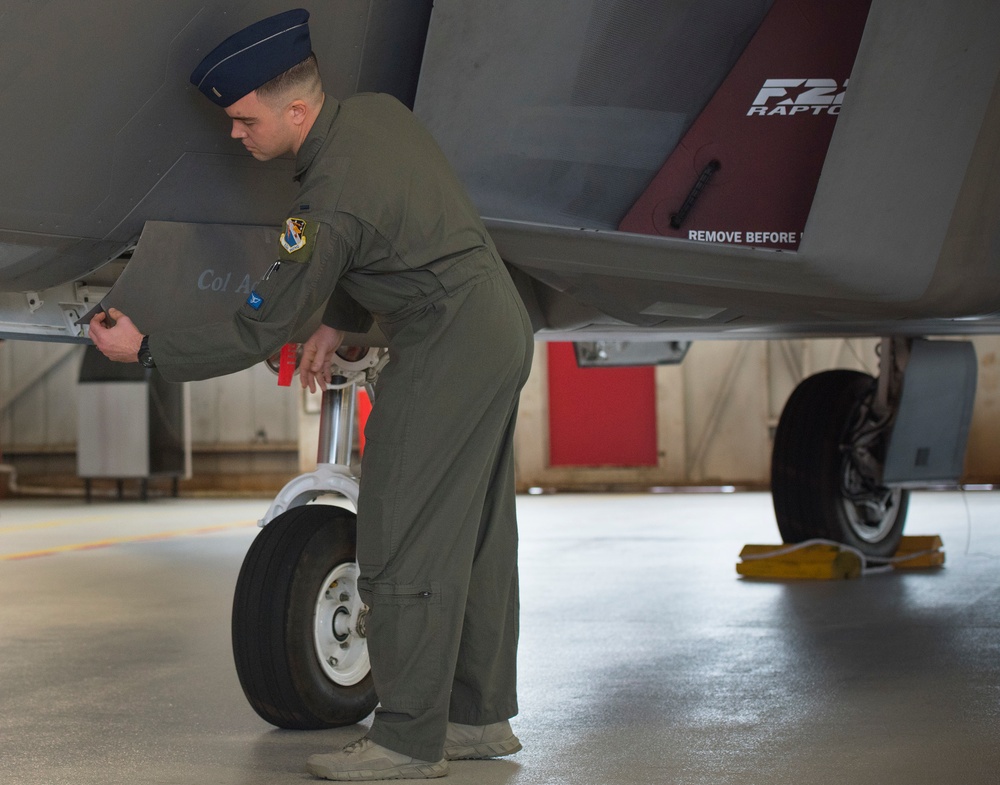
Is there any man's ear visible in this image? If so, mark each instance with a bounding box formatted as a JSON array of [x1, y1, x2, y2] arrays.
[[287, 99, 309, 126]]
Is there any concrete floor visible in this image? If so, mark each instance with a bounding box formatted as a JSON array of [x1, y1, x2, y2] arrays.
[[1, 490, 998, 785]]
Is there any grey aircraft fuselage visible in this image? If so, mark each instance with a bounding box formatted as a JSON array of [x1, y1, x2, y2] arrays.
[[0, 0, 998, 345]]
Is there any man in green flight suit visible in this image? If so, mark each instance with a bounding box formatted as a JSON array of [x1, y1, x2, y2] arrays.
[[89, 9, 533, 781]]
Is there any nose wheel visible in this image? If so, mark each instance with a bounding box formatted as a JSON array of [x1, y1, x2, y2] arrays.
[[232, 504, 377, 729]]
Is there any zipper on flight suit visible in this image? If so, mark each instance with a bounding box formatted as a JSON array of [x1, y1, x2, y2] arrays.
[[367, 586, 434, 600]]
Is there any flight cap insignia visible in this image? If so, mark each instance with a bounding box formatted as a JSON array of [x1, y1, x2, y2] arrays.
[[190, 9, 312, 108]]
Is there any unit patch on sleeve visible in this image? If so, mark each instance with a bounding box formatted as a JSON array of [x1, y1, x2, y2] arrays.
[[278, 217, 317, 261]]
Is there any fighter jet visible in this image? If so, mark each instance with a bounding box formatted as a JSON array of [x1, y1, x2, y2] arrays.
[[1, 0, 997, 731]]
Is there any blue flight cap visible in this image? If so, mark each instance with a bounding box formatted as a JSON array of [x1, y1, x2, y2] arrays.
[[190, 8, 312, 107]]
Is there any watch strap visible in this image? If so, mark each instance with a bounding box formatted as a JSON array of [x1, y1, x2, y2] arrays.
[[138, 335, 155, 368]]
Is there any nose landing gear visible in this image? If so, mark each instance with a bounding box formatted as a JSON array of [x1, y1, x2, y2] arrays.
[[231, 347, 385, 729]]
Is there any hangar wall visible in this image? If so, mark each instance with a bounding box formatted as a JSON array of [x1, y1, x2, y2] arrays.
[[513, 337, 1000, 490], [1, 336, 999, 493], [0, 342, 299, 493]]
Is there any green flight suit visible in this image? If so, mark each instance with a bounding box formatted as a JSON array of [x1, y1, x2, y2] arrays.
[[149, 93, 534, 761]]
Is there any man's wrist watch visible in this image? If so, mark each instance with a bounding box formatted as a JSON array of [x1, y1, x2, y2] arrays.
[[137, 335, 155, 368]]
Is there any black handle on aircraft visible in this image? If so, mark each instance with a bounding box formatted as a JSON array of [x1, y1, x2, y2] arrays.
[[670, 159, 721, 230]]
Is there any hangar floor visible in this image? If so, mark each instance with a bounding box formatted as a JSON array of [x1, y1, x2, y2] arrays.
[[1, 490, 998, 785]]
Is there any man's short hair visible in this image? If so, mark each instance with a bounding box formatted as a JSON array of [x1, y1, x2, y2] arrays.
[[256, 53, 323, 105]]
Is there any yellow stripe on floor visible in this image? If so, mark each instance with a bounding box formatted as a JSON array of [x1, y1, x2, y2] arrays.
[[0, 508, 226, 535], [0, 520, 258, 561], [0, 515, 113, 534]]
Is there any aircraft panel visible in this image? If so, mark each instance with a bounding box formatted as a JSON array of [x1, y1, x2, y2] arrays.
[[414, 0, 775, 230], [0, 0, 433, 291], [418, 0, 1000, 331], [801, 0, 1000, 301]]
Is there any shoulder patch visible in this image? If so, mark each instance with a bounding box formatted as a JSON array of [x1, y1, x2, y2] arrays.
[[278, 217, 317, 261]]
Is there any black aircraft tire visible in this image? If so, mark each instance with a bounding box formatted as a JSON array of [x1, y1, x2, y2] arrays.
[[232, 505, 377, 729], [771, 370, 908, 558]]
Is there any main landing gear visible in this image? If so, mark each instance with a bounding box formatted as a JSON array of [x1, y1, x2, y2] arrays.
[[231, 347, 386, 729], [770, 335, 979, 559], [770, 338, 913, 559], [771, 368, 908, 558]]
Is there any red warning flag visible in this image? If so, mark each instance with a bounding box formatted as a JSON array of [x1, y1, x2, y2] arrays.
[[277, 343, 298, 387]]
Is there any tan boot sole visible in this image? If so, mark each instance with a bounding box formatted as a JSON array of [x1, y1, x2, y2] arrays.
[[444, 736, 522, 761]]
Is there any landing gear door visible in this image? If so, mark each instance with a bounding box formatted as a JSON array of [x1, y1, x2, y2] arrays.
[[883, 339, 977, 486]]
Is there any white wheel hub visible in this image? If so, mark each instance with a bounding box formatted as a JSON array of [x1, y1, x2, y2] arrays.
[[313, 561, 370, 686], [841, 456, 902, 543]]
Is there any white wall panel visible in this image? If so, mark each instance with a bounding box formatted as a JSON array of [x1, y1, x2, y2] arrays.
[[0, 343, 82, 449], [0, 341, 296, 450]]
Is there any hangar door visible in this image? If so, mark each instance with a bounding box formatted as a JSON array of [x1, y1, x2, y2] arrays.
[[547, 342, 658, 467]]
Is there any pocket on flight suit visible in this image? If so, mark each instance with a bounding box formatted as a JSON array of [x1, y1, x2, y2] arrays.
[[363, 580, 446, 709], [239, 261, 307, 323]]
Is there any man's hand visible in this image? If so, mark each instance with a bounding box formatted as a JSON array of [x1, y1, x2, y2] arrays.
[[300, 324, 345, 393], [89, 307, 143, 363]]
